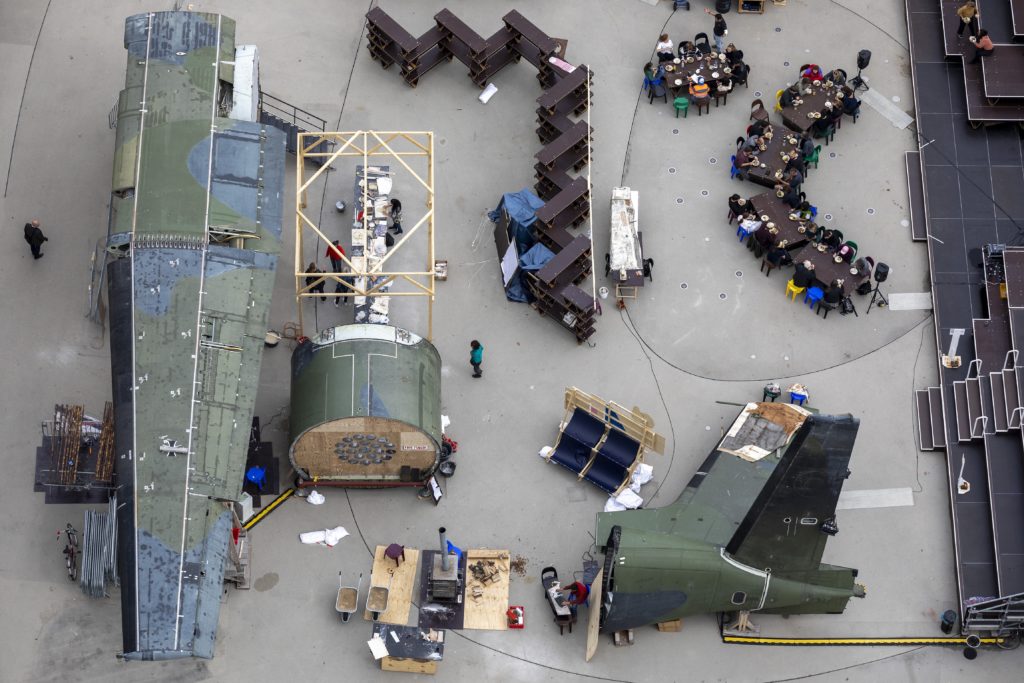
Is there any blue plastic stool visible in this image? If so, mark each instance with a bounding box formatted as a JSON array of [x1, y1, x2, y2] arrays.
[[790, 391, 808, 406], [730, 155, 739, 179], [245, 465, 267, 491], [737, 224, 753, 242], [804, 287, 824, 309]]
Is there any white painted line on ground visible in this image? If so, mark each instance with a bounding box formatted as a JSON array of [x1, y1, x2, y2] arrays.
[[888, 292, 933, 310], [860, 88, 915, 129], [837, 487, 914, 510]]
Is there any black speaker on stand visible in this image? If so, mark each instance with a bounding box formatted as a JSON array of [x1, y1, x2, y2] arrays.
[[849, 49, 872, 92], [865, 261, 889, 314]]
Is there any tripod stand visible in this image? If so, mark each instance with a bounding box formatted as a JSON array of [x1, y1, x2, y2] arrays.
[[849, 68, 870, 93], [865, 283, 888, 314]]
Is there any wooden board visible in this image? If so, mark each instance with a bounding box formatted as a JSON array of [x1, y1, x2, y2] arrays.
[[657, 619, 683, 632], [586, 567, 602, 662], [461, 549, 510, 630], [364, 545, 419, 624], [381, 657, 437, 674]]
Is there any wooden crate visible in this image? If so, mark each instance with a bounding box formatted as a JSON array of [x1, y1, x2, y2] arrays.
[[656, 618, 683, 632], [381, 657, 437, 674]]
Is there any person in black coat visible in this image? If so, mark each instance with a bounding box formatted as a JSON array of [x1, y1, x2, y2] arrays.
[[793, 260, 816, 288], [767, 243, 793, 268], [24, 219, 47, 259], [824, 280, 844, 304], [728, 194, 748, 219]]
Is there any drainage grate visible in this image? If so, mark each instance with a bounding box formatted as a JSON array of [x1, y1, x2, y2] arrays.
[[680, 282, 688, 289], [719, 292, 728, 300], [824, 213, 833, 221], [668, 167, 677, 174], [676, 197, 684, 204]]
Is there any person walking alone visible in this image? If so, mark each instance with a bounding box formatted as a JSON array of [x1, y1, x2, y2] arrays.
[[24, 219, 47, 259], [470, 340, 484, 378], [957, 1, 979, 38]]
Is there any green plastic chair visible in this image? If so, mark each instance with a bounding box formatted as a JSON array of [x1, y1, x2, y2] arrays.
[[674, 97, 689, 118], [805, 144, 821, 169]]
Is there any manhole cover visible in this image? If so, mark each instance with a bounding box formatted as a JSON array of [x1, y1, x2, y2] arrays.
[[680, 282, 688, 289], [824, 213, 833, 221], [867, 208, 875, 215], [754, 90, 763, 97], [783, 61, 790, 67], [829, 152, 837, 158], [676, 197, 684, 204], [735, 270, 743, 278], [672, 128, 680, 135], [775, 27, 782, 33], [709, 157, 718, 165], [719, 293, 728, 300], [701, 189, 710, 197], [668, 167, 677, 174]]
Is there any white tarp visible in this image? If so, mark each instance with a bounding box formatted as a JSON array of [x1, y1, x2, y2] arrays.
[[299, 526, 350, 547]]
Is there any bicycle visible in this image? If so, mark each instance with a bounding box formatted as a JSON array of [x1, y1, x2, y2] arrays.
[[60, 524, 79, 582]]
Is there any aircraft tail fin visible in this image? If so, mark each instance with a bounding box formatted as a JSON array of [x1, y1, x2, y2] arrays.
[[725, 414, 859, 574]]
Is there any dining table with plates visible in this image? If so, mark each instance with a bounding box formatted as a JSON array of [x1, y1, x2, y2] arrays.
[[743, 129, 802, 188], [664, 52, 733, 99], [779, 79, 844, 133]]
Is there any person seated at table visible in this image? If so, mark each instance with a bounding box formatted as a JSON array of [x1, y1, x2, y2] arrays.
[[678, 40, 699, 61], [716, 77, 733, 96], [804, 221, 822, 242], [828, 68, 847, 87], [841, 87, 862, 118], [826, 104, 844, 127], [824, 279, 844, 305], [725, 44, 744, 67], [767, 243, 793, 268], [786, 154, 807, 176], [793, 260, 816, 288], [656, 34, 675, 63], [780, 185, 803, 209], [728, 194, 749, 219], [731, 61, 750, 86], [819, 229, 843, 250], [797, 134, 815, 159], [795, 200, 815, 220], [735, 146, 759, 179], [689, 76, 710, 101], [748, 118, 770, 138], [560, 581, 589, 617], [644, 62, 664, 83], [740, 212, 763, 235], [836, 242, 856, 263], [800, 64, 824, 81], [810, 115, 834, 139], [779, 85, 800, 109], [969, 29, 994, 63], [781, 167, 804, 190], [752, 223, 776, 253]]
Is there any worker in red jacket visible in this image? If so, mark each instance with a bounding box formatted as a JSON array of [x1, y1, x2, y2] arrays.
[[325, 240, 345, 271], [561, 581, 589, 616]]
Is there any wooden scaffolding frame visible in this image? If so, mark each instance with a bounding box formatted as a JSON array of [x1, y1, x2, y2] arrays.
[[295, 130, 436, 338]]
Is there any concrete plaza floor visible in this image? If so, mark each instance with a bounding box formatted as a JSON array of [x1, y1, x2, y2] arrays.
[[1, 0, 1020, 680]]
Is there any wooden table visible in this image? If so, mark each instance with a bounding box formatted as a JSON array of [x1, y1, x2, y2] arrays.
[[747, 191, 811, 250], [780, 83, 843, 133], [745, 132, 801, 188], [663, 55, 732, 99], [791, 243, 869, 295]]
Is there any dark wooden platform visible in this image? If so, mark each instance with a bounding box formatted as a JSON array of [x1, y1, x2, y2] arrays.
[[981, 45, 1024, 97], [1014, 0, 1024, 38], [905, 151, 927, 241], [907, 0, 1024, 614]]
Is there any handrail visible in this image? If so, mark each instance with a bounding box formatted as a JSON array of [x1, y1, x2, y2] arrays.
[[258, 91, 326, 132]]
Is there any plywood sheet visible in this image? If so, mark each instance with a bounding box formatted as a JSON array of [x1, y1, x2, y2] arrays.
[[462, 549, 510, 630], [363, 545, 419, 624], [586, 568, 602, 662]]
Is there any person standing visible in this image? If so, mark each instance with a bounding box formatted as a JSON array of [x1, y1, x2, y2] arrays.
[[706, 9, 728, 53], [957, 1, 979, 38], [470, 340, 484, 378], [305, 262, 326, 302], [24, 219, 47, 259], [325, 240, 345, 271], [389, 198, 403, 235]]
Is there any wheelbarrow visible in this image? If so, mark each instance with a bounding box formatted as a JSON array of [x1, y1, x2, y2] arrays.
[[366, 573, 393, 622], [336, 572, 362, 623]]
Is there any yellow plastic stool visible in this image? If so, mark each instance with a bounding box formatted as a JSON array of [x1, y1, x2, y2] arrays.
[[786, 279, 806, 301]]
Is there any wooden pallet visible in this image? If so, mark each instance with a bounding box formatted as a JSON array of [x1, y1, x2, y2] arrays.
[[462, 549, 511, 630], [363, 545, 420, 624]]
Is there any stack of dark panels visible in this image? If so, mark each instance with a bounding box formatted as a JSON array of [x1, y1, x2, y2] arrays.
[[363, 6, 598, 344]]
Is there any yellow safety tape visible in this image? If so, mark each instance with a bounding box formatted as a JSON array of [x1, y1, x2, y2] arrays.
[[722, 635, 1003, 646], [242, 488, 294, 531]]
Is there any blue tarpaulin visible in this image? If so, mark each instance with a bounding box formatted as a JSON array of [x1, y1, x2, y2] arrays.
[[491, 189, 547, 303]]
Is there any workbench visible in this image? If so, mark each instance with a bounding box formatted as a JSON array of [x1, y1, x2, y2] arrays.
[[609, 187, 644, 299], [363, 544, 419, 624], [462, 549, 511, 630], [372, 623, 444, 675]]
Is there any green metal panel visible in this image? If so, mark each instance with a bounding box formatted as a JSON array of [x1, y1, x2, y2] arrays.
[[289, 325, 443, 450]]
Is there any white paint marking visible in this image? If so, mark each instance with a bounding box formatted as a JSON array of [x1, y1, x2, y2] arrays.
[[888, 292, 934, 311], [860, 88, 914, 129], [836, 487, 914, 510]]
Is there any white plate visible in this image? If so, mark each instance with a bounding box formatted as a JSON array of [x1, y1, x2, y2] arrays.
[[675, 78, 682, 86], [712, 72, 720, 79]]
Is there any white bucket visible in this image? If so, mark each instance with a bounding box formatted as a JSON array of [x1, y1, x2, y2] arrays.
[[599, 286, 609, 299]]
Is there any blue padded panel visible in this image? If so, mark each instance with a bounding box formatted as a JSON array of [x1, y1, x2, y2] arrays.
[[550, 435, 592, 474], [583, 456, 627, 494], [564, 408, 605, 448], [599, 428, 641, 468]]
